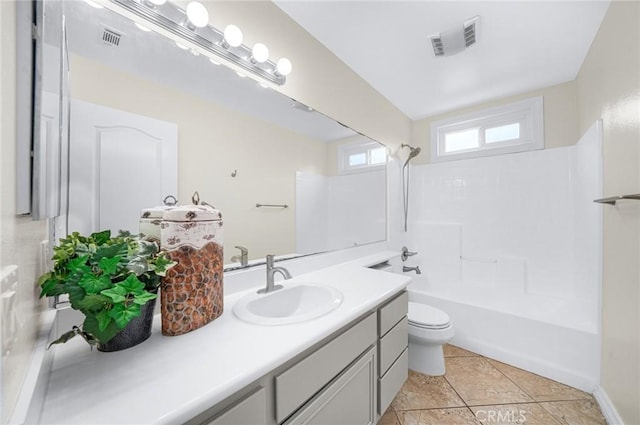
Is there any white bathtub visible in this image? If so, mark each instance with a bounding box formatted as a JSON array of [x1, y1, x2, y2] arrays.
[[405, 274, 600, 392]]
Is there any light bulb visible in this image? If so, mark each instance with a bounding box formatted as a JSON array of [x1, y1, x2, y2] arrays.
[[251, 43, 269, 63], [223, 24, 243, 48], [147, 0, 166, 5], [186, 2, 209, 28], [209, 58, 220, 65], [276, 58, 292, 76], [236, 71, 247, 78], [175, 41, 189, 50]]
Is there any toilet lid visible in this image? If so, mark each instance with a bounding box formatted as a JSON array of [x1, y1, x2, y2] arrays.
[[408, 302, 451, 329]]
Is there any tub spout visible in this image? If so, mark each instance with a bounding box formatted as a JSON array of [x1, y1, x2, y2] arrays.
[[403, 265, 421, 275]]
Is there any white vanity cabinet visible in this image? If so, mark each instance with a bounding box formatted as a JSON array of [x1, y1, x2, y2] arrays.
[[204, 388, 267, 425], [276, 313, 377, 423], [377, 291, 409, 415], [187, 290, 408, 425], [284, 346, 377, 425]]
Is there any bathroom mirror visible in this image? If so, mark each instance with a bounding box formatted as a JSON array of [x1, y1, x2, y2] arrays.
[[36, 1, 387, 267]]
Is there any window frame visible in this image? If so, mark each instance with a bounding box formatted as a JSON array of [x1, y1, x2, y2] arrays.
[[337, 140, 388, 175], [430, 96, 544, 162]]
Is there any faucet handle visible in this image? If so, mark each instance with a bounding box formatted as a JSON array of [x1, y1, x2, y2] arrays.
[[266, 254, 275, 267], [234, 245, 248, 254], [401, 246, 418, 262]]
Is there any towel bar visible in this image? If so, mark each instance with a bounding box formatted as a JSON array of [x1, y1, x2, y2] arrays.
[[593, 194, 640, 205], [256, 203, 288, 208]]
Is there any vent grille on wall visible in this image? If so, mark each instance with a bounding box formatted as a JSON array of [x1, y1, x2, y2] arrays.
[[101, 28, 122, 47]]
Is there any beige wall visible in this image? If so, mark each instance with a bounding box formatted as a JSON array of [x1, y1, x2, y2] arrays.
[[576, 1, 640, 423], [411, 80, 579, 164], [172, 1, 412, 150], [70, 54, 329, 262], [0, 2, 49, 422]]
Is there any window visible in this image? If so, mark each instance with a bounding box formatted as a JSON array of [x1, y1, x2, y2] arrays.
[[431, 97, 544, 162], [338, 139, 387, 174]]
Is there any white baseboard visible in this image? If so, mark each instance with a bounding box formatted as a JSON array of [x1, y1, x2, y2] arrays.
[[593, 385, 625, 425]]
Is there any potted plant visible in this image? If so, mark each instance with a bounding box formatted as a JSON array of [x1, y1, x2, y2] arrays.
[[38, 230, 175, 351]]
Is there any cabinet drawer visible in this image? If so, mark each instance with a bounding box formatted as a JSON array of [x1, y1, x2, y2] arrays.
[[379, 316, 408, 376], [204, 387, 266, 425], [378, 348, 408, 415], [275, 313, 377, 423], [378, 291, 408, 337]]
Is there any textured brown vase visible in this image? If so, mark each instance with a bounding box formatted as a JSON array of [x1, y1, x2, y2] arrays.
[[160, 204, 224, 336]]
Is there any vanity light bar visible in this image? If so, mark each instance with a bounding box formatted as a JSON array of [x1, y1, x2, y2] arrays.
[[108, 0, 288, 85]]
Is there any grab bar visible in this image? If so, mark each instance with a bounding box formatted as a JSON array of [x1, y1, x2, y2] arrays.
[[256, 203, 288, 208], [593, 194, 640, 205]]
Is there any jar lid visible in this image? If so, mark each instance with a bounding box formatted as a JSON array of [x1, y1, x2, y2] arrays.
[[162, 204, 222, 222], [140, 206, 171, 219]]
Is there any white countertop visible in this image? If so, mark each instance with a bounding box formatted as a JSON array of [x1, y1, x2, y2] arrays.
[[39, 253, 409, 424]]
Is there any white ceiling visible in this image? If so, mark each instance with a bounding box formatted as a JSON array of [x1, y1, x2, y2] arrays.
[[274, 1, 611, 120]]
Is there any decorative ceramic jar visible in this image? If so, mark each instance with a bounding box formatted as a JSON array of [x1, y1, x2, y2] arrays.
[[139, 195, 177, 242], [160, 202, 223, 336], [139, 206, 167, 243]]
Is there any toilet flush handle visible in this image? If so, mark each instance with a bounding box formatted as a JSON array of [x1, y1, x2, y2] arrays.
[[401, 246, 418, 262]]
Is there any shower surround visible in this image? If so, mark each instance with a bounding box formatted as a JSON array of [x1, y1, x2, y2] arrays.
[[397, 121, 602, 390]]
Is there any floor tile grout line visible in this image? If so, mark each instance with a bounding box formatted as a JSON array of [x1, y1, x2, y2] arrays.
[[396, 400, 543, 413], [536, 401, 569, 425], [445, 355, 535, 407], [479, 355, 538, 402], [442, 369, 471, 408], [391, 406, 402, 424], [485, 357, 593, 401], [463, 405, 483, 425]]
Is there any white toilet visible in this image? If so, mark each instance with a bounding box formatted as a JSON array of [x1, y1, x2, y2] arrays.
[[407, 302, 455, 376]]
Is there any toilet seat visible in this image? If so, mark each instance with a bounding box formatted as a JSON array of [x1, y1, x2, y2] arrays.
[[408, 302, 451, 330]]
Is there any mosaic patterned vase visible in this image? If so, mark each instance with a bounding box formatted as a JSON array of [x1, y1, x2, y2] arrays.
[[160, 204, 224, 336]]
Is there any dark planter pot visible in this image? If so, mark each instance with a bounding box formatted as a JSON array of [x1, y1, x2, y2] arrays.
[[98, 296, 157, 352]]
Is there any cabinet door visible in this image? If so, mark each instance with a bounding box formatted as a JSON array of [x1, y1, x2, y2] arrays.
[[276, 314, 376, 422], [204, 387, 267, 425], [285, 347, 376, 425]]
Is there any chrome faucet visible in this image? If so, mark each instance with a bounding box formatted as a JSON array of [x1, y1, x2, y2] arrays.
[[230, 245, 249, 267], [403, 265, 421, 275], [258, 254, 291, 294]]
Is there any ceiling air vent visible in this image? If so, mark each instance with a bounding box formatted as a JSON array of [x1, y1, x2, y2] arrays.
[[430, 36, 445, 57], [428, 16, 480, 58], [101, 27, 122, 47], [464, 16, 479, 48]]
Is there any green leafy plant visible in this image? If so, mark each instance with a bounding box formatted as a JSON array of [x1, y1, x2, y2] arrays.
[[39, 230, 175, 348]]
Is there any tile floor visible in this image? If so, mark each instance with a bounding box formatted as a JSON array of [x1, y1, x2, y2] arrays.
[[380, 345, 607, 425]]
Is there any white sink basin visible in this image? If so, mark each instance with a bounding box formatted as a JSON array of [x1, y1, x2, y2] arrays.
[[233, 284, 343, 325]]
